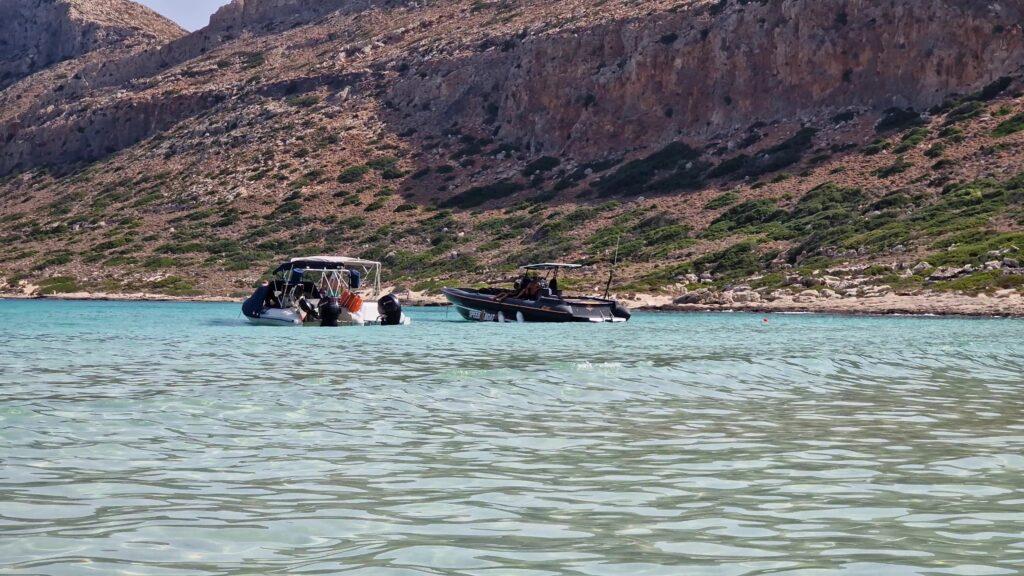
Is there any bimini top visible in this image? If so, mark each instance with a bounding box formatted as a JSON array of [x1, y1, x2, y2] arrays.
[[275, 256, 381, 273], [521, 262, 583, 271]]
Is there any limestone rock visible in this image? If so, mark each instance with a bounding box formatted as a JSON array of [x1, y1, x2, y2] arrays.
[[912, 261, 932, 275]]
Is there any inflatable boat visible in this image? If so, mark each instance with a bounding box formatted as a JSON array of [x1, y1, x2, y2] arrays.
[[242, 256, 411, 327]]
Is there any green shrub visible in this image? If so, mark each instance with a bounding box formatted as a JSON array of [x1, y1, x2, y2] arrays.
[[38, 276, 80, 294], [439, 179, 524, 208], [873, 157, 913, 178], [945, 101, 985, 124], [143, 256, 178, 269], [863, 139, 890, 155], [892, 127, 929, 153], [337, 165, 370, 183], [592, 142, 701, 196], [704, 192, 740, 210], [924, 143, 945, 158], [240, 51, 266, 69], [993, 113, 1024, 137], [381, 166, 407, 180], [148, 276, 199, 296], [706, 199, 787, 235], [33, 254, 72, 270], [695, 241, 762, 278], [876, 108, 923, 132]]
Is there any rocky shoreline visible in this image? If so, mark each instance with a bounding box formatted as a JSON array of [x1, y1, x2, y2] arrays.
[[4, 288, 1023, 318]]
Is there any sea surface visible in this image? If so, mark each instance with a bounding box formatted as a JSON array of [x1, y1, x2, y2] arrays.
[[1, 299, 1023, 576]]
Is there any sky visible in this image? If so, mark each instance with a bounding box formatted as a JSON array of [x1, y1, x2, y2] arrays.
[[138, 0, 232, 31]]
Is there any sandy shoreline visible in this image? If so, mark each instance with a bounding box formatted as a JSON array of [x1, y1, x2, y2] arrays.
[[4, 289, 1024, 318]]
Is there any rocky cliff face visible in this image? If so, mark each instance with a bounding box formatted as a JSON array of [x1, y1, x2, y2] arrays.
[[4, 0, 1023, 175], [207, 0, 413, 35], [0, 0, 185, 90], [392, 0, 1024, 159]]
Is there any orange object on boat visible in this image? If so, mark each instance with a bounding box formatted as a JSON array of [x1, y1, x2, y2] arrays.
[[338, 290, 363, 314]]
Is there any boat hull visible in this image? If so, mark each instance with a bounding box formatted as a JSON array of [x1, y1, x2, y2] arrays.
[[442, 288, 629, 323]]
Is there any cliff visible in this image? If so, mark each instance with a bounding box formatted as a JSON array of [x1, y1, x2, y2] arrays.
[[0, 0, 185, 90]]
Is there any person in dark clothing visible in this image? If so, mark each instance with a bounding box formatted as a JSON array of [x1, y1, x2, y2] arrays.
[[496, 272, 538, 302]]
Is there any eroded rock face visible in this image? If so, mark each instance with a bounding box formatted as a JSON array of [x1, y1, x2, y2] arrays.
[[0, 0, 184, 90], [391, 0, 1024, 158], [207, 0, 414, 35], [2, 0, 1023, 176]]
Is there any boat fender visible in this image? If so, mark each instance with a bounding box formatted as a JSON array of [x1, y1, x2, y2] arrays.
[[378, 294, 404, 326], [516, 311, 525, 323], [320, 298, 342, 327], [497, 311, 505, 323]]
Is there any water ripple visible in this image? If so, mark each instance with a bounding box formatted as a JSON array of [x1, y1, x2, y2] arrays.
[[1, 301, 1023, 575]]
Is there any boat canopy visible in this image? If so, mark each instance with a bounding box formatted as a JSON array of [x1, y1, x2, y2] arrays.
[[275, 256, 381, 273], [273, 256, 384, 295], [521, 263, 583, 271]]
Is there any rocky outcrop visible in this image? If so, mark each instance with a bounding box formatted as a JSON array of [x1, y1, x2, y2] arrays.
[[0, 0, 184, 90], [391, 0, 1024, 158], [207, 0, 414, 36]]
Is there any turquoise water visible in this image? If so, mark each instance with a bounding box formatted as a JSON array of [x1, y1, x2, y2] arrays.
[[1, 299, 1023, 575]]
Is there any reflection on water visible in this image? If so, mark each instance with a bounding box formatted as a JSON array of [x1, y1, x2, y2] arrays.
[[1, 300, 1023, 575]]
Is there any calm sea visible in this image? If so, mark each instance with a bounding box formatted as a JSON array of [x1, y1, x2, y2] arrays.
[[1, 299, 1023, 575]]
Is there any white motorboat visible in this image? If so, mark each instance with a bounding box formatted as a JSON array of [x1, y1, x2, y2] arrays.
[[242, 256, 411, 326]]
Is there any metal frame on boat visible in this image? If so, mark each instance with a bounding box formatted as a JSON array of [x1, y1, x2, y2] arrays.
[[442, 263, 631, 323], [242, 256, 410, 327]]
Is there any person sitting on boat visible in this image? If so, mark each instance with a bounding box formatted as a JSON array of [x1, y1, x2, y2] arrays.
[[496, 272, 528, 302], [497, 273, 543, 302]]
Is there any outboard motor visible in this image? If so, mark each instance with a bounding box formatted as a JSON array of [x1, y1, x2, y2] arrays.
[[378, 294, 403, 326], [319, 298, 342, 327]]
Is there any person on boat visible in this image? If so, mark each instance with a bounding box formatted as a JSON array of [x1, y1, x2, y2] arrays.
[[260, 281, 283, 309], [319, 273, 343, 299], [497, 273, 543, 302], [548, 272, 559, 294], [496, 272, 527, 302]]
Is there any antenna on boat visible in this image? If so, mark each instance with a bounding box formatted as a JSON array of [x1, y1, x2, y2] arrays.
[[603, 234, 621, 299]]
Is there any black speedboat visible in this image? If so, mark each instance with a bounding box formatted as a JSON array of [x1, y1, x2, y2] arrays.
[[443, 263, 631, 323]]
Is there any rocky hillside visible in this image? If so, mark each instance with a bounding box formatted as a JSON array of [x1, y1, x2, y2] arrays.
[[1, 0, 1023, 303], [0, 0, 185, 90]]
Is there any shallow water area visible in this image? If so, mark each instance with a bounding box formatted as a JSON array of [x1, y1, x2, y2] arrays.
[[1, 299, 1023, 575]]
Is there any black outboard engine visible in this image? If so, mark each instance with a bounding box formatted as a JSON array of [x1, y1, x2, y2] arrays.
[[612, 302, 632, 321], [319, 298, 342, 327], [378, 294, 403, 326]]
